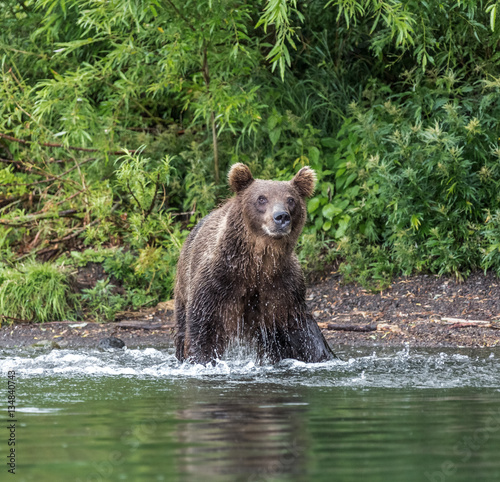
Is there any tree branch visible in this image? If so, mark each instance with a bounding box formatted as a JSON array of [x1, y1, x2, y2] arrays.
[[0, 132, 137, 155], [164, 0, 196, 32], [126, 181, 143, 212], [144, 173, 161, 219], [202, 46, 220, 184], [1, 315, 31, 324], [323, 323, 378, 332], [1, 158, 96, 187], [48, 202, 120, 244], [16, 0, 31, 14], [0, 209, 80, 225]]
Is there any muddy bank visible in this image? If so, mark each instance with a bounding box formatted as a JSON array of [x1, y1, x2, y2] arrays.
[[309, 270, 500, 349], [1, 271, 499, 350]]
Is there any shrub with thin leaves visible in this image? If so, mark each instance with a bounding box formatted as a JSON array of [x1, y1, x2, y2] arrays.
[[0, 262, 74, 323], [335, 72, 500, 284], [2, 0, 500, 312]]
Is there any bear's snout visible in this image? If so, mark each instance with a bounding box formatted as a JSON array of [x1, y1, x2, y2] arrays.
[[273, 211, 291, 230]]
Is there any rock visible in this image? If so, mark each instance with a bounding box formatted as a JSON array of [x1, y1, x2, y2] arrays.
[[97, 336, 126, 350]]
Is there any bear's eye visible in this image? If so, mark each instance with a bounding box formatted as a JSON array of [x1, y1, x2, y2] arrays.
[[257, 195, 268, 205], [287, 197, 295, 207]]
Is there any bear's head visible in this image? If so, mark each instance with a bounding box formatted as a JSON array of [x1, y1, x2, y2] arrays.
[[228, 163, 316, 241]]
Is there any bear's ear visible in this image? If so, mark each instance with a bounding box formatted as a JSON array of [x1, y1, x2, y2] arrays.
[[228, 163, 254, 193], [291, 166, 316, 198]]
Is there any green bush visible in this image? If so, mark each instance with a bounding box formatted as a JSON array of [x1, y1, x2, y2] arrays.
[[71, 241, 185, 315], [482, 210, 500, 277], [334, 73, 500, 284], [2, 0, 500, 308], [80, 279, 127, 323], [0, 262, 75, 323]]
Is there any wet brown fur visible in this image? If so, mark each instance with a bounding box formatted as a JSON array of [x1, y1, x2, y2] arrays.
[[174, 164, 334, 364]]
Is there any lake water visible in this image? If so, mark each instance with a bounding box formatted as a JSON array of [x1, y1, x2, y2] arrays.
[[1, 345, 500, 482]]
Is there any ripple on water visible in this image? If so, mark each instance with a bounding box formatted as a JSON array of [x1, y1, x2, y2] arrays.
[[1, 346, 499, 389]]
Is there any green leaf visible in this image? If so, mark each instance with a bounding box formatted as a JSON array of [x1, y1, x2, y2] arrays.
[[268, 115, 279, 131], [307, 197, 321, 214], [321, 137, 336, 148], [307, 146, 320, 165], [269, 128, 281, 146], [322, 203, 342, 220], [335, 215, 351, 239], [344, 172, 357, 188], [487, 4, 497, 31], [338, 199, 350, 211]]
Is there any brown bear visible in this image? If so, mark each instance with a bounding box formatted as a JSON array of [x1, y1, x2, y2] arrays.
[[174, 163, 335, 364]]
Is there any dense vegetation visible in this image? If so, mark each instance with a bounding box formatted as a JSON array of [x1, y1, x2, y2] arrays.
[[1, 0, 500, 322]]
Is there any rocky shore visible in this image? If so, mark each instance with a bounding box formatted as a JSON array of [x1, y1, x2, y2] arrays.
[[1, 272, 499, 350]]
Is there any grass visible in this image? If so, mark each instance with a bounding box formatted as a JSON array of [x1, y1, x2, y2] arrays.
[[0, 261, 75, 323]]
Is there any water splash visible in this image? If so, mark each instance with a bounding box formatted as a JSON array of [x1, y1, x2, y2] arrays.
[[1, 346, 499, 389]]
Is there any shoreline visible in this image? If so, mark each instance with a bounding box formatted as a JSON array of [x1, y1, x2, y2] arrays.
[[1, 271, 499, 350]]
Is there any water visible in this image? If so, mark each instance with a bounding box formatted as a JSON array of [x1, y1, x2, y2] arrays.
[[1, 345, 500, 482]]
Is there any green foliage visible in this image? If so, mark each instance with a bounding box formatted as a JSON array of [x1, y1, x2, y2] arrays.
[[335, 71, 500, 283], [1, 0, 500, 316], [297, 232, 338, 276], [69, 247, 118, 267], [71, 241, 185, 315], [327, 0, 416, 53], [112, 147, 175, 246], [482, 210, 500, 276], [338, 240, 395, 291], [81, 279, 127, 323], [101, 245, 179, 309], [256, 0, 304, 79], [0, 261, 74, 323]]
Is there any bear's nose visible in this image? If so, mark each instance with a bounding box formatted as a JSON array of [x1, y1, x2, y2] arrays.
[[273, 211, 291, 229]]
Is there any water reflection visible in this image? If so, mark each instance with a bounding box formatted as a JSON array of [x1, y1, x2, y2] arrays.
[[175, 386, 308, 481], [2, 347, 500, 481]]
